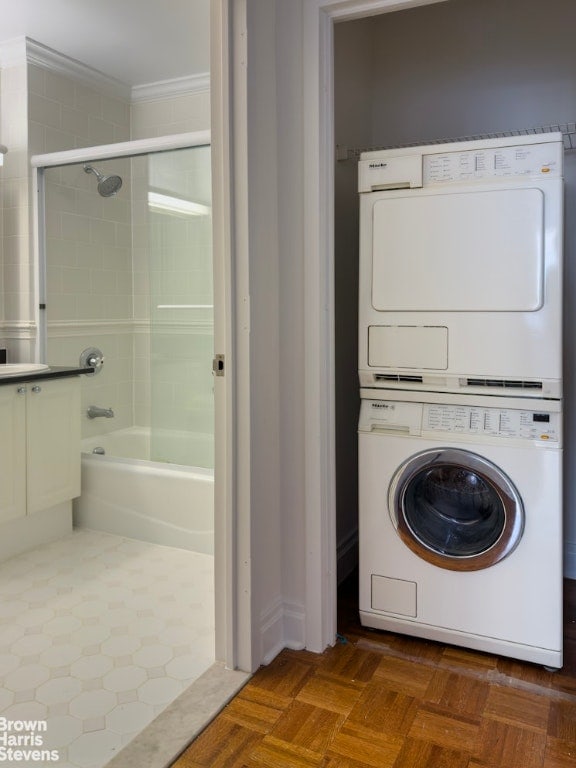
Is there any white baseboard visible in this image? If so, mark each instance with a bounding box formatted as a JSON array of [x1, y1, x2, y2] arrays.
[[257, 530, 359, 667], [259, 597, 306, 665]]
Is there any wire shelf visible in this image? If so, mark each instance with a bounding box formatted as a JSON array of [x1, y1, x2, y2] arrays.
[[343, 122, 576, 160]]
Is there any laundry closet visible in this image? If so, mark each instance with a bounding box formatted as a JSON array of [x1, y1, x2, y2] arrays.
[[333, 0, 576, 584]]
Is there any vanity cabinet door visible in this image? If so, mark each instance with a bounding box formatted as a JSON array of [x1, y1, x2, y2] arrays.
[[26, 378, 81, 515], [0, 386, 26, 522]]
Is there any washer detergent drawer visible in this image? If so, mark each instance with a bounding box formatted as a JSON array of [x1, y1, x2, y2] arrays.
[[372, 575, 417, 617]]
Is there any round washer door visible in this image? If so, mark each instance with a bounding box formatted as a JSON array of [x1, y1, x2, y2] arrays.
[[389, 448, 524, 571]]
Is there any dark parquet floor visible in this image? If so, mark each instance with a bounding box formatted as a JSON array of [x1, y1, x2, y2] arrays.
[[171, 575, 576, 767]]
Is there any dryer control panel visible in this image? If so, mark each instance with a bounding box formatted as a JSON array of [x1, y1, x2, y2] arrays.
[[423, 142, 562, 185], [359, 135, 563, 191], [359, 399, 561, 444]]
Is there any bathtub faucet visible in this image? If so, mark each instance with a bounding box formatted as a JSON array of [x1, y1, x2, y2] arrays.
[[87, 405, 115, 419]]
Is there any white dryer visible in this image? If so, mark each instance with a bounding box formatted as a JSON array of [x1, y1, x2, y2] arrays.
[[358, 388, 563, 667], [358, 134, 563, 398]]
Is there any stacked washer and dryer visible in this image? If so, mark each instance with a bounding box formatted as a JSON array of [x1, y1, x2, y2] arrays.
[[357, 134, 564, 667]]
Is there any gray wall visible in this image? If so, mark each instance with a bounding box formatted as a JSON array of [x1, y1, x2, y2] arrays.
[[334, 18, 374, 581], [334, 0, 576, 576]]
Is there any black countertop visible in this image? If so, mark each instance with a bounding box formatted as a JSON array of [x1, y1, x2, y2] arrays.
[[0, 366, 93, 386]]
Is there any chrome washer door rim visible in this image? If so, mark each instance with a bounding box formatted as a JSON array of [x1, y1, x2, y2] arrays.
[[389, 448, 524, 571]]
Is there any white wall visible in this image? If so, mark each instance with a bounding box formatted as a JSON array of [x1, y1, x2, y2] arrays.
[[243, 0, 287, 663], [275, 0, 307, 651], [334, 0, 576, 575]]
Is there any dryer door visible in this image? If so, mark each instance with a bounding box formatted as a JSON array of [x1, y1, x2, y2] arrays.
[[389, 448, 524, 571], [370, 188, 544, 312]]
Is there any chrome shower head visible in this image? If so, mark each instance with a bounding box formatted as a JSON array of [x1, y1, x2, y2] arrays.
[[83, 164, 123, 197]]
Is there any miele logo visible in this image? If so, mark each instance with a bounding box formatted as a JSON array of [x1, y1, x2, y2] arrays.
[[371, 402, 393, 409], [369, 162, 387, 169]]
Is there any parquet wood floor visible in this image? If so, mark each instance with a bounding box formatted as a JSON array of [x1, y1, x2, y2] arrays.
[[171, 576, 576, 768]]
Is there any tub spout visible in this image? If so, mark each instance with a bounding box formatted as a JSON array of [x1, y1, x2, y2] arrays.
[[87, 405, 114, 419]]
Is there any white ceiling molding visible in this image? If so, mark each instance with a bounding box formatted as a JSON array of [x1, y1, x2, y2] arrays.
[[0, 36, 131, 100], [0, 36, 210, 105], [131, 72, 210, 103]]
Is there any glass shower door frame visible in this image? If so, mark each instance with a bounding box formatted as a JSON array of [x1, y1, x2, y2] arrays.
[[31, 130, 237, 667]]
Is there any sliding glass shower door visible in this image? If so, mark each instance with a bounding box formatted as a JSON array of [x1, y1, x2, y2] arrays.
[[144, 145, 213, 469]]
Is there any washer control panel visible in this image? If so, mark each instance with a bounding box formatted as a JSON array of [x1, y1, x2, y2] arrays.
[[423, 404, 559, 442], [359, 399, 560, 444]]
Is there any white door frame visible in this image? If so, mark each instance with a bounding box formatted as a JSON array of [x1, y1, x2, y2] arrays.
[[211, 0, 255, 671], [210, 0, 236, 669], [302, 0, 449, 651], [211, 0, 450, 667]]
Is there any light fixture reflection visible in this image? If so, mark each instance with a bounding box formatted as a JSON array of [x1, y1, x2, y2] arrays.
[[148, 191, 210, 217]]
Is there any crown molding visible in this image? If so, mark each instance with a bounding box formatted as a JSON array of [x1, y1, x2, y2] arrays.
[[0, 37, 132, 101], [0, 37, 210, 105], [131, 73, 210, 103]]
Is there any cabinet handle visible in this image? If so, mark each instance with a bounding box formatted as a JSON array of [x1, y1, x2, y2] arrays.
[[17, 386, 27, 395], [31, 385, 42, 393]]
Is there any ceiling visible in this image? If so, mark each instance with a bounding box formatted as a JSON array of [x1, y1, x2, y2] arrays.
[[0, 0, 210, 87]]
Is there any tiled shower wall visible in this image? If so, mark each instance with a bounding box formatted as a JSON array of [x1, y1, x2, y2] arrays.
[[1, 62, 32, 337], [147, 147, 213, 454], [0, 44, 210, 440], [28, 62, 134, 437], [131, 93, 212, 434], [131, 91, 210, 140], [43, 154, 135, 437]]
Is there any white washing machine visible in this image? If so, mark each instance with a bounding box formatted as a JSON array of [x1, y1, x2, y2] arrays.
[[358, 134, 563, 398], [358, 388, 563, 667]]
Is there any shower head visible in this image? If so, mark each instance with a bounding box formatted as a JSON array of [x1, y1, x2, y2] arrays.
[[83, 164, 123, 197]]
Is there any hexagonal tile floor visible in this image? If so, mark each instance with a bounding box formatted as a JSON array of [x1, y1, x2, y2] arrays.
[[0, 530, 214, 768]]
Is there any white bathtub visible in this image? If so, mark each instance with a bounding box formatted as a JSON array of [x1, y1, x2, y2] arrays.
[[75, 427, 214, 554]]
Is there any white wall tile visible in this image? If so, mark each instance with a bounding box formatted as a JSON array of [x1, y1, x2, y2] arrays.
[[44, 125, 78, 154], [4, 263, 32, 293], [28, 120, 47, 154], [4, 64, 29, 94], [29, 93, 62, 130], [61, 106, 90, 138], [131, 91, 210, 140], [74, 86, 103, 118], [62, 267, 91, 294], [44, 70, 76, 109], [88, 115, 116, 145], [102, 96, 130, 129], [3, 236, 27, 266]]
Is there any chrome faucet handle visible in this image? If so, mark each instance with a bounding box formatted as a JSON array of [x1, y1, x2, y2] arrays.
[[80, 347, 105, 375]]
